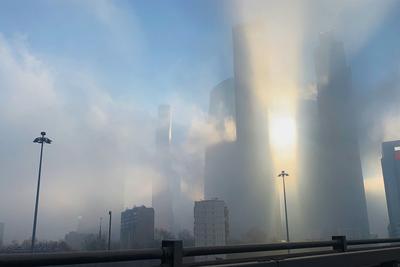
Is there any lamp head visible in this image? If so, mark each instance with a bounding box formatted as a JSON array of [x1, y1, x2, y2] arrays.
[[33, 132, 52, 144], [278, 170, 289, 177]]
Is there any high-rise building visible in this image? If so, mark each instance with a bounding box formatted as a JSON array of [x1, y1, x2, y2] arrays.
[[120, 206, 154, 249], [312, 32, 369, 239], [204, 78, 240, 237], [153, 105, 180, 233], [232, 24, 281, 241], [208, 78, 236, 128], [0, 223, 4, 247], [296, 99, 322, 240], [194, 199, 229, 260], [381, 140, 400, 237], [156, 105, 172, 150]]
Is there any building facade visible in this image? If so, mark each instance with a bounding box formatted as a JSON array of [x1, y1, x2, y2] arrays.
[[194, 200, 229, 247], [381, 140, 400, 237], [194, 199, 229, 250], [120, 206, 154, 249]]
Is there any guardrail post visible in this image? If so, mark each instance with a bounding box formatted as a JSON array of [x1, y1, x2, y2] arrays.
[[162, 240, 183, 267], [332, 236, 347, 252]]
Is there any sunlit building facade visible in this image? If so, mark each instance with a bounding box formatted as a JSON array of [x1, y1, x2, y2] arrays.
[[381, 140, 400, 237], [231, 24, 281, 241]]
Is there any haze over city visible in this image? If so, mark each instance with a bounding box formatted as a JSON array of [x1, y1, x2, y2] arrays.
[[0, 0, 400, 250]]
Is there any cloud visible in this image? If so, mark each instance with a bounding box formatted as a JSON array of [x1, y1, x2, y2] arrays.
[[0, 33, 157, 242], [0, 31, 224, 242]]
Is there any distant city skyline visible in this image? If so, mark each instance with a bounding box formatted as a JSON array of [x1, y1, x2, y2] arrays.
[[0, 0, 399, 243]]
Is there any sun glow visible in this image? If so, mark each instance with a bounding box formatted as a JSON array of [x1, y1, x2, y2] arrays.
[[268, 112, 298, 182], [269, 115, 297, 151]]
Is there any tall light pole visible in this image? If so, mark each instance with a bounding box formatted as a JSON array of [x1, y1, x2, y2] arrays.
[[31, 131, 52, 252], [108, 211, 112, 250], [99, 217, 103, 240], [278, 170, 290, 242]]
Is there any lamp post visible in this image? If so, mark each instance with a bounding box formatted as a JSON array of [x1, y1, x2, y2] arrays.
[[99, 217, 103, 240], [31, 131, 52, 252], [278, 170, 290, 242], [108, 211, 112, 250]]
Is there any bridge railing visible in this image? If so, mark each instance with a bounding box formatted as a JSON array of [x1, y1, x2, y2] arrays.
[[1, 236, 400, 267]]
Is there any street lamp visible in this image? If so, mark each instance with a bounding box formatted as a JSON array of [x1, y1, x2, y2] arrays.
[[31, 131, 52, 251], [99, 217, 103, 240], [278, 170, 290, 242], [108, 211, 112, 250]]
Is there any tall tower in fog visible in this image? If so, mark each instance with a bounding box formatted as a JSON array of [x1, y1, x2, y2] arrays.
[[153, 105, 179, 233], [204, 78, 241, 238], [231, 25, 281, 240], [313, 32, 369, 239]]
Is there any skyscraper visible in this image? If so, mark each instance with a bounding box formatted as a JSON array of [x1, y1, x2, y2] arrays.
[[208, 78, 236, 129], [153, 105, 180, 233], [381, 140, 400, 237], [296, 99, 322, 240], [156, 105, 172, 150], [120, 206, 154, 249], [312, 32, 369, 239], [204, 79, 240, 236], [0, 223, 4, 247], [231, 24, 281, 241]]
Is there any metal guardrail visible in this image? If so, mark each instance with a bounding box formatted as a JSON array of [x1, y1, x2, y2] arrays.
[[0, 236, 400, 267], [0, 248, 163, 267], [183, 240, 337, 256]]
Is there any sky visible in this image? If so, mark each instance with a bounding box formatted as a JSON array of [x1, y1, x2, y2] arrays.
[[0, 0, 400, 243], [0, 0, 234, 111]]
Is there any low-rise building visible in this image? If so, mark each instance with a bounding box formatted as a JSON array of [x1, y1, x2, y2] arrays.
[[194, 199, 229, 260], [120, 206, 154, 248]]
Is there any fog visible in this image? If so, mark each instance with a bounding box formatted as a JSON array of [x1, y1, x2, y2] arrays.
[[224, 0, 399, 240], [0, 0, 399, 244]]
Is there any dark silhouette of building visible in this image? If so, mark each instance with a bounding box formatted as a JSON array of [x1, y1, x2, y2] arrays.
[[310, 32, 369, 239], [381, 140, 400, 237], [120, 206, 154, 249], [0, 223, 4, 247]]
